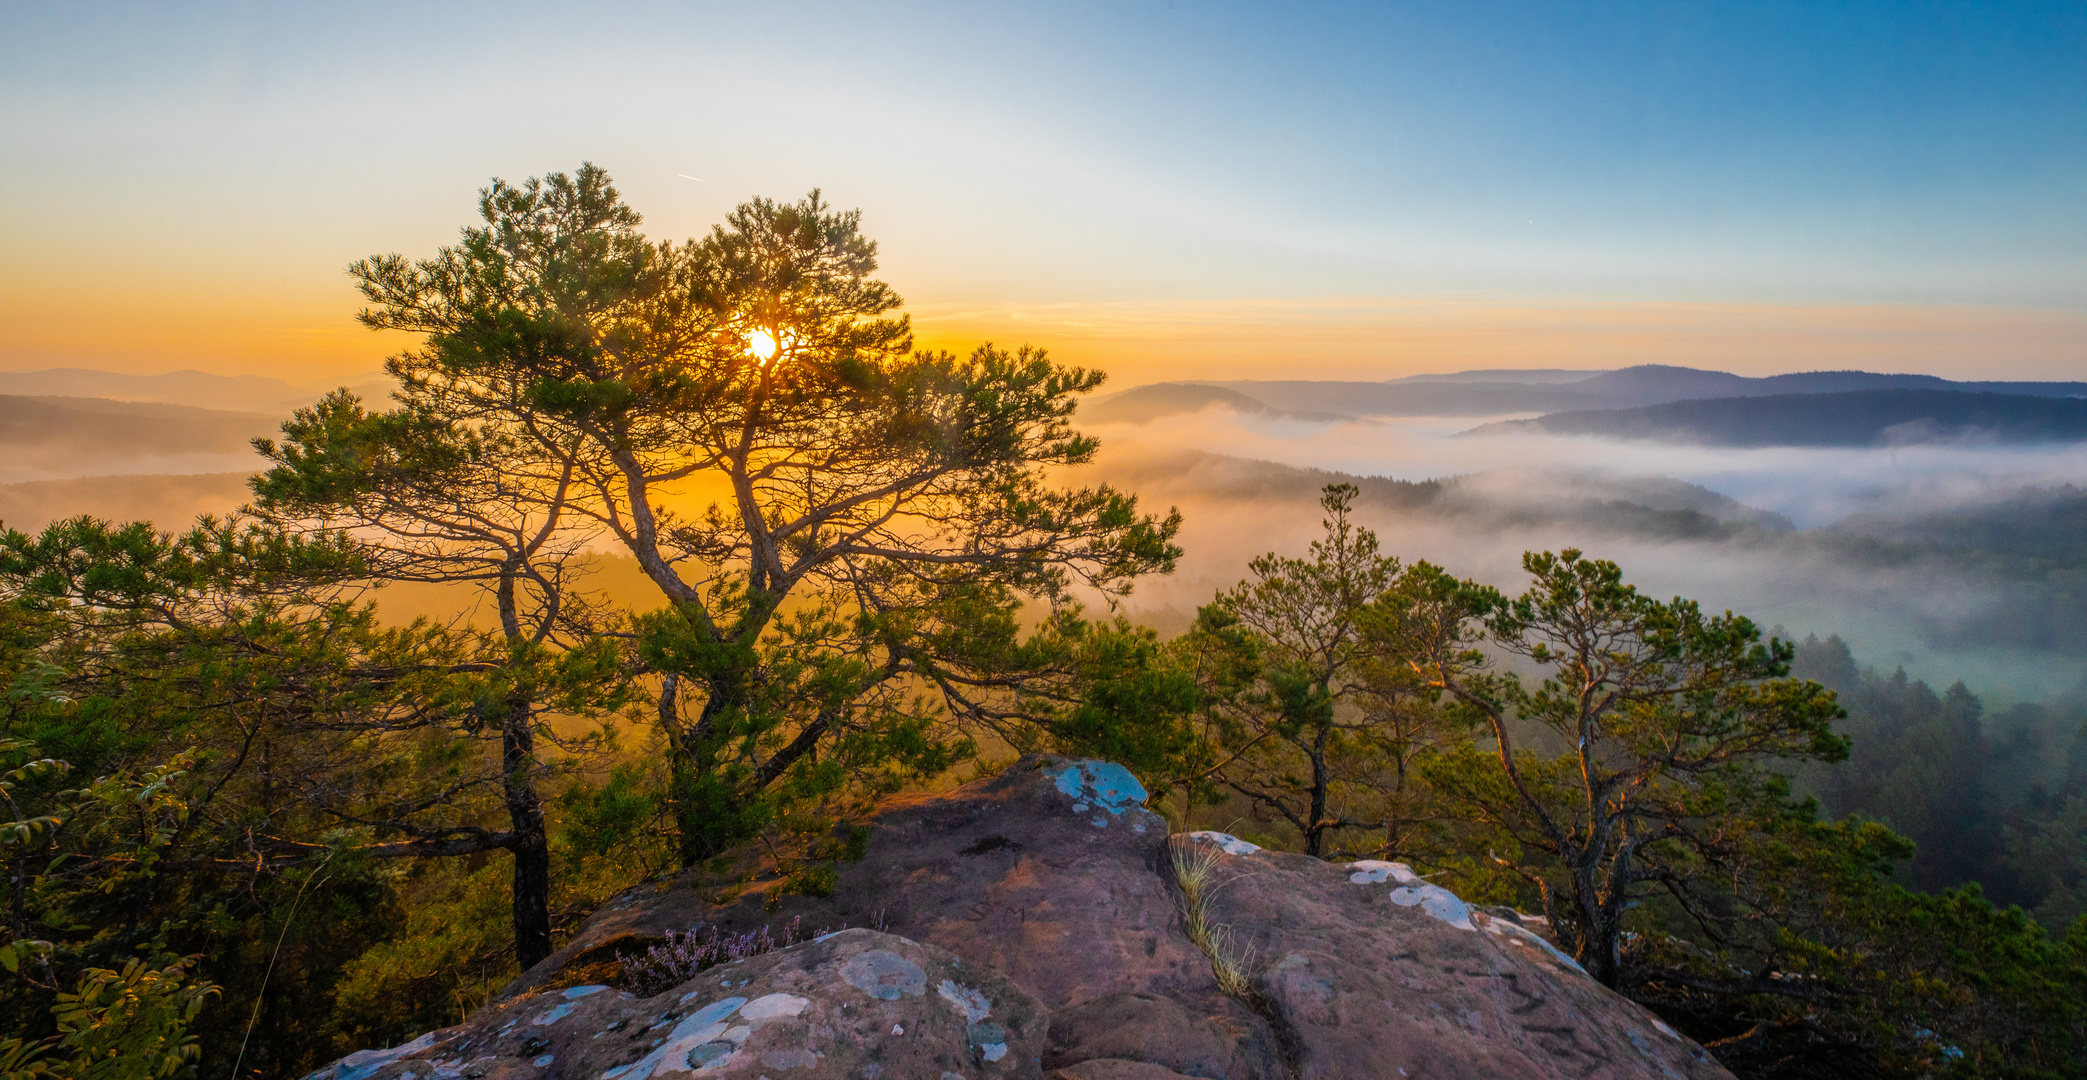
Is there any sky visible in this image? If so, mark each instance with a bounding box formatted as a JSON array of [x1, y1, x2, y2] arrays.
[[3, 0, 2084, 386]]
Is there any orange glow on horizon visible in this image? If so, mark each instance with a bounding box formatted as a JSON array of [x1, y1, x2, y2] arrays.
[[3, 274, 2081, 388]]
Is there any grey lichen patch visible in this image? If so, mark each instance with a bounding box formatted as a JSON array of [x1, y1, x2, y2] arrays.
[[324, 923, 1040, 1080], [684, 1041, 734, 1068], [533, 1002, 578, 1026], [1345, 860, 1401, 884], [1348, 860, 1478, 931], [841, 949, 926, 1000], [1390, 883, 1472, 930], [739, 992, 810, 1020], [936, 979, 990, 1022], [1472, 909, 1587, 976], [611, 995, 746, 1080], [934, 978, 1009, 1063], [1185, 830, 1260, 856], [967, 1021, 1009, 1062], [317, 1032, 445, 1080]]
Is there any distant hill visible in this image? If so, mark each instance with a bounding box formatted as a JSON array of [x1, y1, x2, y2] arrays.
[[1386, 368, 1610, 385], [1071, 365, 2087, 423], [1465, 389, 2087, 447], [0, 395, 278, 482], [1565, 364, 2087, 404], [1082, 383, 1359, 424], [0, 367, 394, 414], [1207, 379, 1586, 417]]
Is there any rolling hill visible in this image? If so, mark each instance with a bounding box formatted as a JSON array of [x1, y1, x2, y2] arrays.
[[1081, 382, 1360, 424], [0, 366, 394, 413], [1076, 365, 2087, 423], [1465, 389, 2087, 447], [0, 395, 279, 482]]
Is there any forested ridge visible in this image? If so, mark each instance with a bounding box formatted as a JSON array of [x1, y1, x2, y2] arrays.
[[1472, 390, 2087, 447], [2, 167, 2081, 1080]]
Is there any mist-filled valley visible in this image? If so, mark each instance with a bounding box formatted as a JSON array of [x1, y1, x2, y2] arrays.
[[19, 362, 2087, 703], [1077, 374, 2087, 698], [1063, 371, 2087, 932], [8, 361, 2085, 779], [9, 364, 2084, 923]]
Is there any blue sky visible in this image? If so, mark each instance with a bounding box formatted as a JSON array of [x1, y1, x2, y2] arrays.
[[2, 0, 2082, 380]]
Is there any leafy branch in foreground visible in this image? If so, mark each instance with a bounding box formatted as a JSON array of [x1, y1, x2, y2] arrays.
[[0, 959, 217, 1080]]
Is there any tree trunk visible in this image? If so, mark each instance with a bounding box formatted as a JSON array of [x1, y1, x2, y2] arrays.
[[1306, 744, 1331, 858], [1572, 862, 1623, 988], [668, 680, 837, 868], [502, 704, 553, 971], [669, 683, 727, 868], [657, 671, 704, 869], [495, 566, 554, 970]]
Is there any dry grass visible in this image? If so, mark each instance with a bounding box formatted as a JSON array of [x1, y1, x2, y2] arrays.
[[1169, 837, 1258, 1001]]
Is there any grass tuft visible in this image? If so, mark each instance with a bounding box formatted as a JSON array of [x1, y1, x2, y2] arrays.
[[1169, 837, 1259, 1003]]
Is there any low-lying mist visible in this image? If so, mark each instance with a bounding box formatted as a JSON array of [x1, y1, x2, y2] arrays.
[[1072, 404, 2087, 702], [5, 393, 2082, 702], [1102, 406, 2087, 526]]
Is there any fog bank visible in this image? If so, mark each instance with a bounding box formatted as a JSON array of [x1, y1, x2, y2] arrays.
[[1075, 407, 2087, 702]]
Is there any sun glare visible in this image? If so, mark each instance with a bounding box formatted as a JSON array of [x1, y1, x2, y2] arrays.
[[747, 329, 778, 363]]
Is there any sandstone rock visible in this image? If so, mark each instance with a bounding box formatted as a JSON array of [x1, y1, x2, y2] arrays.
[[1181, 838, 1731, 1079], [517, 758, 1228, 1016], [846, 758, 1222, 1012], [1044, 993, 1272, 1080], [305, 929, 1046, 1080], [325, 759, 1736, 1080], [1047, 1061, 1202, 1080]]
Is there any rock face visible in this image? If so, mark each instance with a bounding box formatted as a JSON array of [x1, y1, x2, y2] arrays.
[[311, 757, 1733, 1080], [310, 929, 1044, 1080], [1187, 838, 1727, 1079]]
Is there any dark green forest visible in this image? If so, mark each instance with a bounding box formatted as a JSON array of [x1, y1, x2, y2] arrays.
[[1790, 634, 2087, 931], [2, 167, 2083, 1080]]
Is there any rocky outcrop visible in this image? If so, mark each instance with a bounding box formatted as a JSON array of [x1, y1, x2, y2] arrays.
[[311, 929, 1044, 1080], [310, 757, 1732, 1080], [1184, 836, 1725, 1079]]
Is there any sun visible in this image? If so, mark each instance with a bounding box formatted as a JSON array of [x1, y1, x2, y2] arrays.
[[747, 329, 778, 363]]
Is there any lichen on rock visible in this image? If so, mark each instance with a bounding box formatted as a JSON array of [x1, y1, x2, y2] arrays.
[[1184, 831, 1260, 856], [305, 930, 1044, 1080]]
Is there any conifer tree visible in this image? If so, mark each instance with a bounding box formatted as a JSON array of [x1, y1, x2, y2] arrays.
[[341, 164, 1180, 866], [1388, 550, 1848, 987]]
